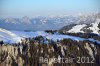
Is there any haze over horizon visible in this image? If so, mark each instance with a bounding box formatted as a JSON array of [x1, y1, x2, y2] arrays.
[[0, 0, 100, 17]]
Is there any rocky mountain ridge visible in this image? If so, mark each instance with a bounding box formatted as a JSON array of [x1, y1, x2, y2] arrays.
[[0, 37, 100, 66]]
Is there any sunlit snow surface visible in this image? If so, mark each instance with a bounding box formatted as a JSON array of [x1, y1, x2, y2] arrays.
[[12, 31, 85, 41], [68, 24, 86, 33], [0, 28, 100, 44], [0, 28, 22, 43], [68, 18, 100, 34]]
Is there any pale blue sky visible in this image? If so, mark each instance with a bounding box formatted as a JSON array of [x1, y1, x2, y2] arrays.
[[0, 0, 100, 17]]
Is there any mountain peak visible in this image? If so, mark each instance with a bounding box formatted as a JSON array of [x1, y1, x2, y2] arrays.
[[21, 16, 31, 24]]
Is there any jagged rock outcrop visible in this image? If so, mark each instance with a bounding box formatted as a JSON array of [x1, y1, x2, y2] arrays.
[[0, 38, 100, 66]]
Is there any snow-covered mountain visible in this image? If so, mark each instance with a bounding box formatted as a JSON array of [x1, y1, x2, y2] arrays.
[[0, 16, 70, 30], [61, 18, 100, 34], [0, 13, 99, 31]]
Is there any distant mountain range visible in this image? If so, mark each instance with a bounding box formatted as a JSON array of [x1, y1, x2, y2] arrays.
[[0, 12, 100, 31]]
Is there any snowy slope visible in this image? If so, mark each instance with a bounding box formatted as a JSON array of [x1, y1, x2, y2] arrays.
[[12, 31, 85, 41], [10, 30, 100, 44], [0, 28, 100, 44], [0, 29, 49, 43], [68, 24, 86, 33], [89, 18, 100, 34], [0, 28, 23, 43], [11, 31, 48, 38]]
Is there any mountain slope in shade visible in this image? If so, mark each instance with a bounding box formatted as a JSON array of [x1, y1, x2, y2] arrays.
[[61, 18, 100, 34]]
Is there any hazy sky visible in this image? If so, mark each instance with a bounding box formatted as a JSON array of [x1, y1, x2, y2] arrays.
[[0, 0, 100, 17]]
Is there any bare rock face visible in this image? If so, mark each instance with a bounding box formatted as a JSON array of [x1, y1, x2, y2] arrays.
[[0, 45, 24, 66]]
